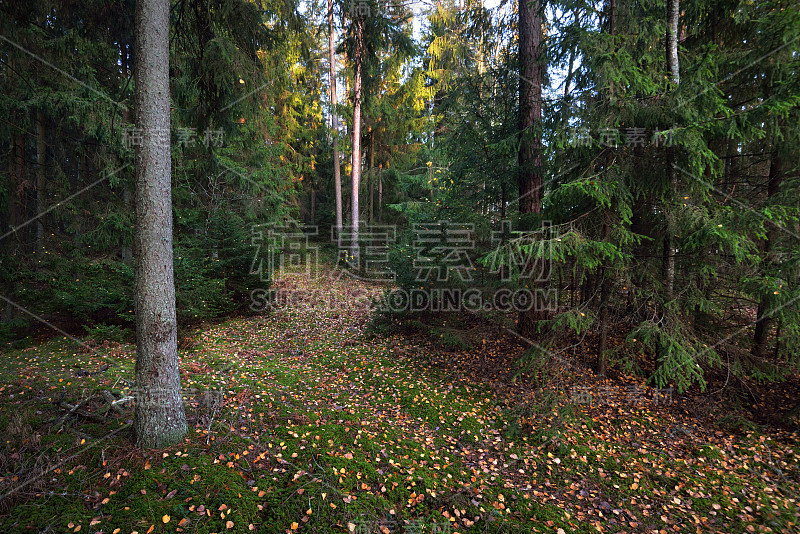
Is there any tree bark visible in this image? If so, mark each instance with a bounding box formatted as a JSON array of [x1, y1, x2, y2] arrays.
[[378, 164, 383, 223], [516, 0, 545, 337], [133, 0, 187, 449], [517, 0, 542, 216], [5, 133, 12, 246], [122, 187, 132, 263], [662, 151, 677, 306], [328, 0, 343, 236], [310, 176, 316, 223], [8, 131, 23, 243], [12, 132, 26, 241], [752, 149, 785, 359], [596, 0, 617, 374], [604, 0, 616, 99], [666, 0, 680, 85], [655, 0, 680, 383], [36, 111, 46, 252], [369, 128, 375, 223], [350, 13, 364, 261], [597, 215, 612, 376]]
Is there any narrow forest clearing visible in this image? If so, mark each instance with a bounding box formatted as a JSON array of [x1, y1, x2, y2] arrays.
[[1, 267, 798, 534]]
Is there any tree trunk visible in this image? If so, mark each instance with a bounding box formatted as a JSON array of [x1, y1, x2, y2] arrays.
[[133, 0, 187, 449], [500, 180, 506, 219], [517, 0, 542, 216], [605, 0, 616, 99], [655, 0, 680, 383], [36, 111, 46, 252], [369, 128, 375, 223], [662, 0, 680, 302], [350, 14, 364, 261], [662, 150, 677, 306], [378, 164, 383, 222], [310, 177, 316, 222], [328, 0, 343, 236], [597, 216, 612, 376], [666, 0, 680, 85], [516, 0, 545, 337], [5, 134, 12, 245], [597, 0, 617, 374], [122, 187, 133, 263], [752, 149, 785, 359], [73, 152, 85, 242], [13, 132, 26, 242], [3, 130, 18, 323], [8, 131, 22, 244]]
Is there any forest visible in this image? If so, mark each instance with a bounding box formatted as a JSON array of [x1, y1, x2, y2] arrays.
[[0, 0, 799, 532]]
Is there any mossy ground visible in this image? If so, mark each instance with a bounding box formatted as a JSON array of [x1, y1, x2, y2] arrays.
[[0, 267, 798, 533]]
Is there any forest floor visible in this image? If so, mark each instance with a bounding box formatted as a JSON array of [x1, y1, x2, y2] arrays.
[[0, 265, 798, 533]]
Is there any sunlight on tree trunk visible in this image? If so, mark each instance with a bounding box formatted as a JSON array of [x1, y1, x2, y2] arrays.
[[350, 13, 364, 261], [328, 0, 343, 236]]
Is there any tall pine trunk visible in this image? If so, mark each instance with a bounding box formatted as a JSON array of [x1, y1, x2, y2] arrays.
[[350, 13, 364, 261], [133, 0, 187, 449], [328, 0, 343, 236], [516, 0, 545, 337]]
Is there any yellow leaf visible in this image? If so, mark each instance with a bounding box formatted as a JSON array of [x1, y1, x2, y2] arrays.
[[291, 521, 299, 530], [162, 515, 170, 523]]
